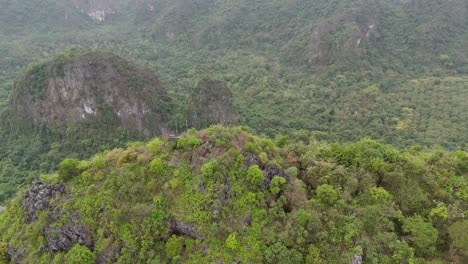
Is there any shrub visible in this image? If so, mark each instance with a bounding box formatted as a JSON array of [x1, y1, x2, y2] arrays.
[[65, 244, 96, 264], [246, 165, 264, 185], [150, 158, 165, 175], [0, 242, 9, 263], [285, 167, 298, 177], [226, 234, 239, 251], [448, 220, 468, 257], [315, 184, 339, 206], [147, 138, 162, 155], [165, 235, 184, 258], [259, 152, 268, 164], [369, 187, 390, 204], [244, 142, 260, 154], [402, 215, 438, 257], [270, 176, 287, 195], [58, 158, 81, 181]]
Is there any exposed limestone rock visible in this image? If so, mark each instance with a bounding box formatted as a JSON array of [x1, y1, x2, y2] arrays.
[[43, 213, 92, 253], [169, 219, 206, 240], [263, 165, 290, 188], [7, 247, 25, 264], [22, 181, 66, 222], [349, 253, 363, 264], [10, 51, 173, 136], [242, 151, 262, 169]]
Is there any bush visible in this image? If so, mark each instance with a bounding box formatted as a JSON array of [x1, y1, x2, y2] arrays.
[[226, 234, 239, 251], [285, 167, 298, 177], [165, 235, 184, 258], [270, 176, 287, 195], [65, 244, 96, 264], [361, 187, 391, 205], [402, 215, 438, 257], [246, 165, 264, 185], [58, 158, 81, 181], [244, 142, 260, 154], [176, 136, 201, 149], [315, 184, 339, 206], [0, 242, 9, 263], [147, 138, 162, 155], [150, 158, 165, 175]]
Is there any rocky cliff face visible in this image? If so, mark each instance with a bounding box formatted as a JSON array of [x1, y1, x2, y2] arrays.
[[9, 51, 173, 136], [188, 78, 239, 129]]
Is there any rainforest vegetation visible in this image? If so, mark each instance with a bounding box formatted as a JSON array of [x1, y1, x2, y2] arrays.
[[1, 126, 467, 263], [0, 0, 467, 263]]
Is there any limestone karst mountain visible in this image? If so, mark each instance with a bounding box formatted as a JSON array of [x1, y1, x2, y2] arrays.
[[8, 50, 173, 136]]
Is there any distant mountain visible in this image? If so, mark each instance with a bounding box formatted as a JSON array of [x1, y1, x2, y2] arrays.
[[0, 0, 465, 146], [8, 50, 173, 136]]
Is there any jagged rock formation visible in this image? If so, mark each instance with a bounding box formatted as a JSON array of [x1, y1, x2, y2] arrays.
[[44, 213, 92, 254], [188, 78, 239, 129], [9, 51, 173, 136], [22, 181, 66, 222], [169, 219, 206, 240]]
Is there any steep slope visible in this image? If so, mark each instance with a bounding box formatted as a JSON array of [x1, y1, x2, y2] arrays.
[[0, 126, 467, 263], [8, 50, 173, 136], [188, 78, 240, 129]]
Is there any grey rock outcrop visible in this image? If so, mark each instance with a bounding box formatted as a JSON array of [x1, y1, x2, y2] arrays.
[[349, 253, 363, 264], [22, 181, 66, 222], [169, 219, 206, 240], [7, 247, 26, 263], [44, 213, 92, 253], [22, 181, 92, 254], [263, 165, 290, 188]]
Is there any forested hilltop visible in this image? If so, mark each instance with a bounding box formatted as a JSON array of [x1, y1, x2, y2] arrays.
[[0, 0, 467, 148], [0, 126, 467, 263]]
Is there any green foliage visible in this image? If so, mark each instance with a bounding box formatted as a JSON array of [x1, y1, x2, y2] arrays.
[[0, 242, 8, 263], [0, 126, 466, 263], [58, 158, 81, 181], [285, 167, 298, 177], [402, 216, 438, 257], [150, 158, 165, 175], [65, 244, 96, 264], [147, 138, 162, 155], [429, 205, 448, 222], [315, 184, 339, 206], [165, 236, 184, 258], [244, 142, 260, 154], [306, 245, 324, 264], [362, 187, 391, 205], [226, 234, 239, 251], [270, 176, 287, 195], [246, 165, 264, 186], [449, 221, 468, 257], [176, 136, 202, 150]]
